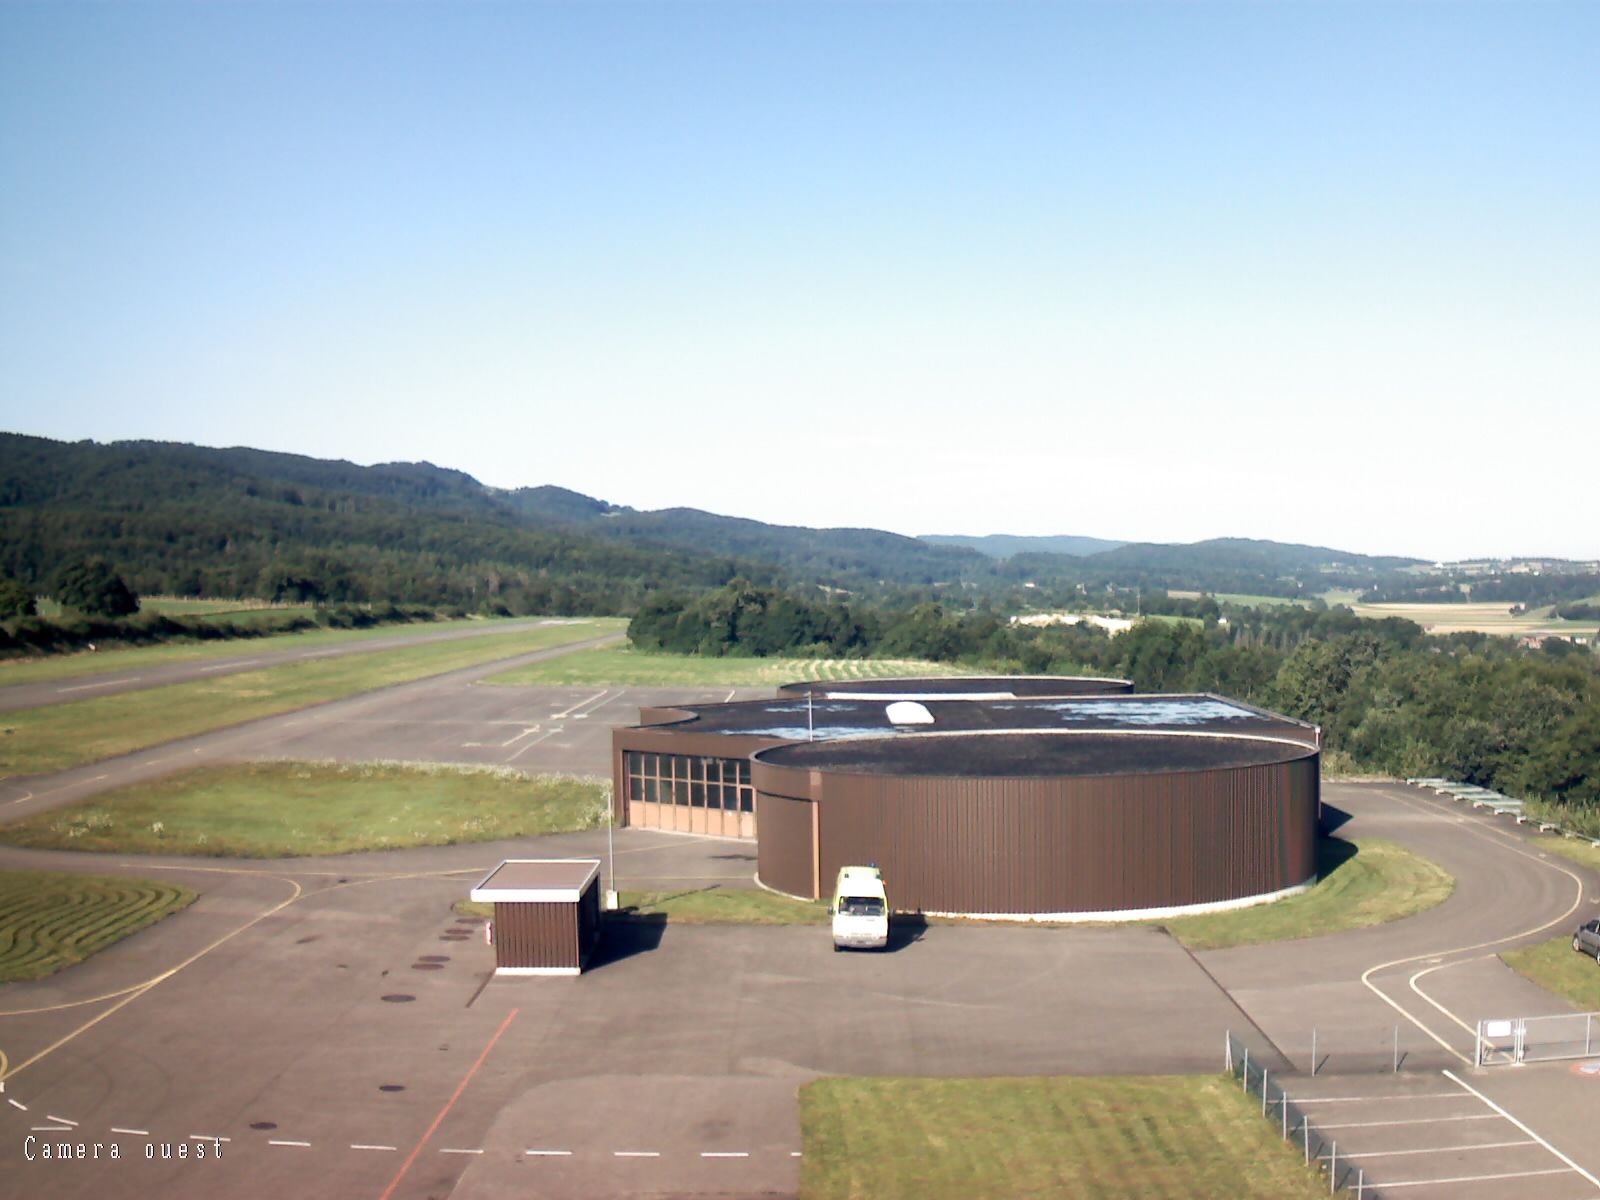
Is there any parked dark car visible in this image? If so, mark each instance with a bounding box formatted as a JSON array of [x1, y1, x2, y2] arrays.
[[1574, 918, 1600, 960]]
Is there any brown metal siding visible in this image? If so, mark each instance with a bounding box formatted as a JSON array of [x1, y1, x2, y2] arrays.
[[754, 790, 818, 899], [805, 752, 1319, 914], [493, 900, 579, 970]]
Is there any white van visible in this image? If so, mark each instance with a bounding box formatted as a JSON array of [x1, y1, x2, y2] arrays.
[[831, 865, 889, 951]]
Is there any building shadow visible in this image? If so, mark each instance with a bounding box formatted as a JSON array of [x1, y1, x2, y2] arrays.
[[1315, 834, 1359, 880], [1319, 802, 1354, 834], [588, 913, 667, 971]]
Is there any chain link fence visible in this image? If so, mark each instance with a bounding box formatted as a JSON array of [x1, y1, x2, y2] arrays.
[[1225, 1032, 1378, 1197]]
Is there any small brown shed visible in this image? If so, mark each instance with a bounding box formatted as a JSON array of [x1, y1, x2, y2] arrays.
[[470, 858, 602, 976]]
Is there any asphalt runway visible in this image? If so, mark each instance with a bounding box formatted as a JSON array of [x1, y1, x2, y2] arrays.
[[0, 617, 607, 714], [0, 644, 677, 824], [4, 663, 1600, 1198]]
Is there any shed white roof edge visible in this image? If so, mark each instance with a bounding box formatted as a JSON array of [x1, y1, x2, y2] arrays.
[[470, 857, 601, 903]]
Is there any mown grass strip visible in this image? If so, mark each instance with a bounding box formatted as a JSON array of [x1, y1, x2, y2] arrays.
[[529, 841, 1451, 952], [800, 1075, 1328, 1200], [0, 869, 197, 981], [1502, 936, 1600, 1012], [617, 886, 829, 924], [0, 619, 623, 776], [485, 645, 952, 687], [0, 762, 611, 858], [0, 615, 598, 687], [1160, 838, 1455, 951], [1531, 834, 1600, 868]]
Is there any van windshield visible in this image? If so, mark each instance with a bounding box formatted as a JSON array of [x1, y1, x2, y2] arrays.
[[839, 897, 885, 917]]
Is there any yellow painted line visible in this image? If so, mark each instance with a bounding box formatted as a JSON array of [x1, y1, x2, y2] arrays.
[[0, 875, 302, 1079]]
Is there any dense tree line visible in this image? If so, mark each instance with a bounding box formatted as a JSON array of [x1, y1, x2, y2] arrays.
[[0, 601, 445, 656], [630, 583, 1600, 820]]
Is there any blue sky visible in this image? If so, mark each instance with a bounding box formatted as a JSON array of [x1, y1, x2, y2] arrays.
[[2, 1, 1595, 560]]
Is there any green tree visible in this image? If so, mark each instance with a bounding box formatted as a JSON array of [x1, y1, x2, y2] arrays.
[[52, 559, 138, 617], [0, 576, 36, 619]]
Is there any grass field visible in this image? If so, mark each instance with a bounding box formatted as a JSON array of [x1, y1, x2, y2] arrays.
[[0, 618, 622, 777], [0, 614, 590, 688], [1502, 935, 1600, 1012], [0, 869, 197, 981], [485, 646, 951, 688], [1346, 601, 1598, 638], [0, 762, 610, 857], [799, 1075, 1327, 1200], [1172, 591, 1310, 609], [1160, 838, 1454, 951], [141, 598, 317, 626]]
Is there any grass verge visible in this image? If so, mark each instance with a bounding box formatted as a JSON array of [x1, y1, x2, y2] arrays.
[[456, 886, 827, 924], [484, 645, 951, 687], [1502, 936, 1600, 1012], [1160, 838, 1454, 951], [0, 869, 197, 981], [0, 762, 610, 857], [0, 618, 623, 776], [538, 841, 1452, 951], [1538, 838, 1600, 872], [618, 885, 828, 924], [799, 1075, 1328, 1200], [0, 614, 603, 687]]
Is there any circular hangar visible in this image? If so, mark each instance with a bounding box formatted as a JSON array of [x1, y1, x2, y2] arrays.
[[611, 680, 1319, 919], [751, 729, 1319, 919]]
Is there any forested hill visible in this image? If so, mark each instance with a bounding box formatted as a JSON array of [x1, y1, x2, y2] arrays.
[[1086, 537, 1420, 574], [920, 533, 1128, 558], [1, 432, 1434, 611], [0, 434, 777, 613], [501, 486, 990, 587]]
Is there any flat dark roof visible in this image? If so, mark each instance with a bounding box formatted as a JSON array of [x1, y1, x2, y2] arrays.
[[638, 693, 1312, 743], [757, 731, 1310, 778]]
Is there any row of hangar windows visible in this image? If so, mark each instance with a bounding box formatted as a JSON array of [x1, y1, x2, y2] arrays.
[[622, 751, 755, 814]]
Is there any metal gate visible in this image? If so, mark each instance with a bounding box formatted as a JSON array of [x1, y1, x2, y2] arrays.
[[1476, 1012, 1600, 1066]]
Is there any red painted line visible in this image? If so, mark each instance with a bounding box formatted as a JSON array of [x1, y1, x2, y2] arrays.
[[377, 1008, 518, 1200]]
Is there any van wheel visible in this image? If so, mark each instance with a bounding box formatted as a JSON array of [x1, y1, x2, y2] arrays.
[[1577, 937, 1584, 952]]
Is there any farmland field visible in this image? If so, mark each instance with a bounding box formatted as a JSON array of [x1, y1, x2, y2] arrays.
[[1346, 601, 1597, 637]]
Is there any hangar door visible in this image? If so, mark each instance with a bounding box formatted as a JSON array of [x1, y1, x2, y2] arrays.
[[622, 751, 755, 838]]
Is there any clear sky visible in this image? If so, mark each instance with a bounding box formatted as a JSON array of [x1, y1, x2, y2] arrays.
[[1, 1, 1594, 561]]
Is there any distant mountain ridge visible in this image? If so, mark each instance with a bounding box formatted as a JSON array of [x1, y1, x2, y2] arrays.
[[2, 433, 1432, 610], [921, 533, 1128, 558]]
